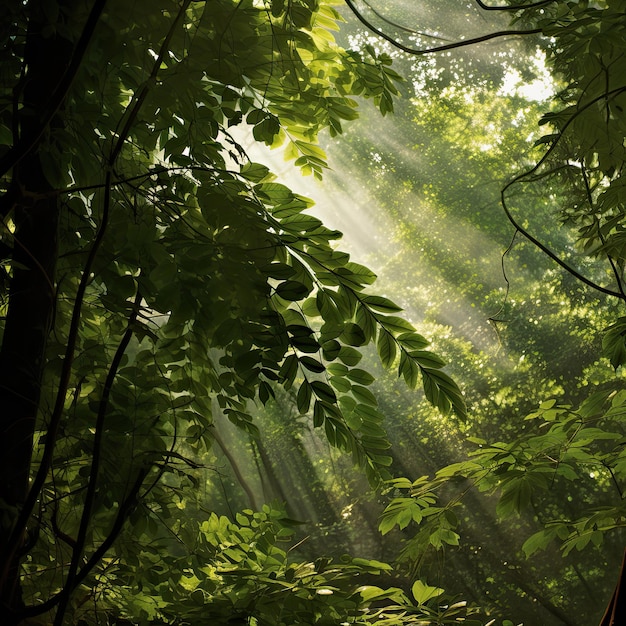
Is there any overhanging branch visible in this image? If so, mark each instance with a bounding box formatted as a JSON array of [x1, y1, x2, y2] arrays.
[[499, 86, 626, 300], [52, 290, 143, 626], [474, 0, 557, 11], [343, 0, 542, 56]]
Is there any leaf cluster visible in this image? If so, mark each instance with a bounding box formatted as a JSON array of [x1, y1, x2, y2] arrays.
[[0, 1, 461, 623], [104, 504, 479, 626]]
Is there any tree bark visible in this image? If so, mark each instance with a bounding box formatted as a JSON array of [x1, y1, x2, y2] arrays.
[[0, 3, 77, 619]]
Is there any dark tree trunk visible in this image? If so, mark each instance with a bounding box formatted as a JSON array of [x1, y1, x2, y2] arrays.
[[0, 3, 76, 620], [600, 548, 626, 626]]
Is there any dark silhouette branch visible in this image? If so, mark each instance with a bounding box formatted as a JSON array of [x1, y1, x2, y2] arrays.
[[579, 159, 626, 299], [500, 190, 624, 299], [1, 171, 114, 580], [51, 505, 77, 549], [500, 85, 626, 300], [357, 0, 452, 41], [2, 1, 196, 577], [19, 467, 150, 621], [14, 162, 236, 200], [52, 290, 143, 626], [474, 0, 557, 11], [487, 230, 517, 329], [343, 0, 541, 56]]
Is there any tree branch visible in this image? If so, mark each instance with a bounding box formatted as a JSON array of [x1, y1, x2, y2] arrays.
[[343, 0, 541, 56], [1, 170, 114, 590], [18, 467, 150, 621], [579, 159, 626, 299], [474, 0, 557, 11], [500, 189, 624, 299], [109, 0, 192, 165], [52, 290, 142, 626], [3, 0, 196, 576], [357, 0, 452, 41], [499, 85, 626, 300]]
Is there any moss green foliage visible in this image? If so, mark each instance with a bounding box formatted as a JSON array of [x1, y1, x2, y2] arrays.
[[366, 1, 626, 622], [0, 1, 467, 624], [2, 1, 626, 625]]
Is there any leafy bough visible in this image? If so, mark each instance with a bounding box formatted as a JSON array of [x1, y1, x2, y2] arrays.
[[211, 166, 466, 485], [378, 389, 626, 564]]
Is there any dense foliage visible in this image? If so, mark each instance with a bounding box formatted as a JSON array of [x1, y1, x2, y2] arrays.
[[2, 1, 626, 625], [381, 0, 626, 562], [342, 1, 626, 623], [0, 1, 467, 625]]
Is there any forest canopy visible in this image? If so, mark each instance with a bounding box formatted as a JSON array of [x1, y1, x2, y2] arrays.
[[0, 1, 625, 625]]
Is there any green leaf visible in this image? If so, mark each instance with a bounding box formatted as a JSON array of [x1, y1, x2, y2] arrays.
[[361, 294, 403, 313], [261, 262, 296, 280], [330, 375, 351, 393], [352, 385, 377, 406], [421, 368, 466, 419], [497, 479, 532, 518], [335, 262, 376, 289], [299, 356, 325, 373], [378, 315, 415, 335], [291, 334, 320, 354], [377, 331, 397, 368], [410, 350, 446, 370], [279, 354, 298, 390], [313, 400, 325, 427], [316, 289, 341, 323], [399, 351, 420, 389], [522, 528, 558, 557], [322, 339, 341, 361], [259, 381, 275, 405], [397, 332, 429, 351], [337, 346, 362, 366], [297, 381, 312, 414], [411, 580, 444, 605], [346, 368, 375, 385], [311, 381, 337, 404], [240, 162, 271, 182], [603, 317, 626, 369], [276, 280, 311, 301], [340, 322, 366, 346]]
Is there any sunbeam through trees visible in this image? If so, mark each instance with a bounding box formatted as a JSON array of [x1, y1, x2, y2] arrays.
[[0, 2, 625, 625]]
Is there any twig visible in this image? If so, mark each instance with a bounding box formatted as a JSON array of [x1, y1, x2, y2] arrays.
[[343, 0, 542, 56]]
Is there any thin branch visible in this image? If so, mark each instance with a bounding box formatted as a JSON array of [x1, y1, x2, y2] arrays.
[[488, 229, 517, 327], [343, 0, 541, 56], [0, 169, 114, 592], [358, 0, 452, 42], [21, 162, 234, 199], [500, 85, 626, 300], [19, 468, 150, 620], [51, 505, 77, 549], [603, 462, 624, 500], [109, 0, 192, 165], [212, 427, 259, 510], [474, 0, 557, 11], [52, 290, 142, 626], [2, 0, 197, 576], [504, 86, 626, 194], [580, 159, 626, 298], [500, 189, 623, 298]]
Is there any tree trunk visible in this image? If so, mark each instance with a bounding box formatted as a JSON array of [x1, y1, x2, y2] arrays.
[[0, 3, 76, 619]]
